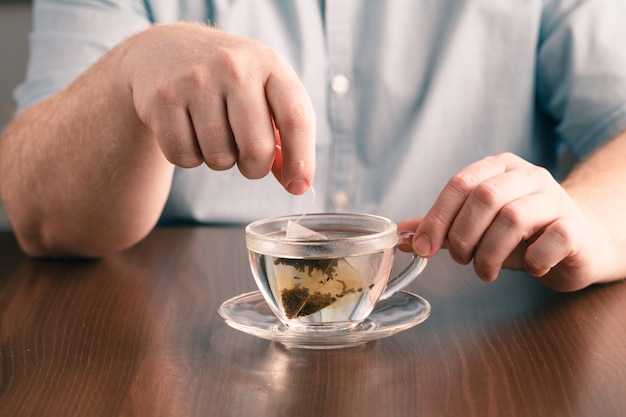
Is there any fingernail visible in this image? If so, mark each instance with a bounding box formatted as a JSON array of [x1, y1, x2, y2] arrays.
[[286, 179, 309, 195], [414, 234, 431, 257]]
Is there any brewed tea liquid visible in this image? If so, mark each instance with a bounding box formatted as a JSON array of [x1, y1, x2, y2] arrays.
[[250, 245, 395, 325]]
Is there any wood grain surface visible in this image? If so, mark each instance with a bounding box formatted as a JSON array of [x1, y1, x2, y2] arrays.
[[0, 227, 625, 417]]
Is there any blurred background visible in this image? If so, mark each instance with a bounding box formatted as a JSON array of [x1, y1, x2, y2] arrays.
[[0, 0, 31, 131]]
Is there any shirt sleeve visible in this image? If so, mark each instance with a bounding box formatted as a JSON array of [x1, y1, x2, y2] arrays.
[[537, 0, 626, 159], [14, 0, 153, 112]]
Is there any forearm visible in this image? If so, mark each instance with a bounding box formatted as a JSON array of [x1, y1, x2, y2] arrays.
[[561, 128, 626, 283], [0, 44, 173, 257]]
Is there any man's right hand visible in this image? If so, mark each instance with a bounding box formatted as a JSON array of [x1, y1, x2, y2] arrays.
[[121, 22, 316, 195]]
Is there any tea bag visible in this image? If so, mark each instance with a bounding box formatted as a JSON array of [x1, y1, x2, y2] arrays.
[[275, 255, 370, 320], [285, 220, 328, 240], [274, 187, 372, 320], [278, 188, 369, 320], [280, 186, 346, 318], [284, 186, 328, 240]]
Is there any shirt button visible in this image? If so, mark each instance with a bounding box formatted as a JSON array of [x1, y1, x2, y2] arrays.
[[331, 74, 350, 96], [331, 190, 350, 210]]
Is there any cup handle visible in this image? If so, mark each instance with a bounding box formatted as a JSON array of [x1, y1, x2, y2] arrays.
[[379, 231, 428, 300]]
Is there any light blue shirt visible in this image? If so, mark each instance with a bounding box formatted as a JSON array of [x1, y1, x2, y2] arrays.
[[8, 0, 626, 228]]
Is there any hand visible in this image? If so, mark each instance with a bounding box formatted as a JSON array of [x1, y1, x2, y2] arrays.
[[398, 153, 603, 292], [121, 22, 315, 194]]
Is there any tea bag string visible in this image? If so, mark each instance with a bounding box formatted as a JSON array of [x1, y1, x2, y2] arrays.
[[285, 186, 322, 240], [275, 143, 316, 227], [293, 185, 316, 226]]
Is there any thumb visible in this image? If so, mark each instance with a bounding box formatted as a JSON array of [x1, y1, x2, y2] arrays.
[[397, 216, 424, 253]]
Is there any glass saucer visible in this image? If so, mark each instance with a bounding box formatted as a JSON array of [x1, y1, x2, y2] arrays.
[[218, 290, 431, 349]]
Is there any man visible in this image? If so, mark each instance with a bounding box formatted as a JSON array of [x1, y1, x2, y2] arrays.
[[1, 1, 626, 292]]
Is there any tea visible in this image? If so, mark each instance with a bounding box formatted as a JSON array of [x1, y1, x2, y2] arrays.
[[249, 247, 395, 328]]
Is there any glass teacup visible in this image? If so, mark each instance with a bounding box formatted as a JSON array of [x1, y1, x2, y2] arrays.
[[245, 213, 428, 332]]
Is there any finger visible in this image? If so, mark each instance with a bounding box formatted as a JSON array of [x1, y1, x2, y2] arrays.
[[472, 192, 568, 281], [265, 60, 316, 195], [414, 153, 523, 257], [150, 104, 203, 168], [398, 216, 453, 254], [188, 93, 238, 171], [524, 217, 580, 277], [396, 217, 423, 252], [447, 164, 548, 264], [226, 82, 276, 179]]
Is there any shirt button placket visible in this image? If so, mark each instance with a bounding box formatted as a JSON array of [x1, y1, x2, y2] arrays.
[[325, 0, 357, 212]]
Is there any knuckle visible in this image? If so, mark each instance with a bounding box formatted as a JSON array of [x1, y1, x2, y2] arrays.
[[240, 138, 274, 162], [472, 180, 504, 208], [238, 164, 271, 180], [187, 63, 210, 90], [422, 208, 450, 234], [237, 138, 274, 179], [138, 87, 178, 125], [488, 152, 517, 165], [152, 82, 178, 106], [497, 151, 517, 161], [496, 202, 526, 229], [524, 219, 578, 277], [216, 48, 253, 88], [523, 248, 553, 277], [259, 45, 282, 66], [446, 245, 467, 264], [473, 260, 499, 282], [447, 172, 479, 198], [283, 157, 314, 176], [205, 150, 237, 170], [280, 101, 316, 132], [447, 230, 473, 257], [547, 219, 576, 246], [533, 165, 556, 183], [161, 139, 202, 168], [170, 152, 202, 168], [523, 258, 548, 277]]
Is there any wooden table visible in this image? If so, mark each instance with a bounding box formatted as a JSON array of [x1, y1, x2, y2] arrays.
[[1, 227, 625, 417]]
